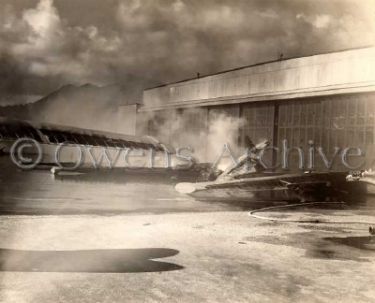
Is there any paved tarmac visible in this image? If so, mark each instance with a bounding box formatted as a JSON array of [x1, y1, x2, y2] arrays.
[[1, 158, 375, 302]]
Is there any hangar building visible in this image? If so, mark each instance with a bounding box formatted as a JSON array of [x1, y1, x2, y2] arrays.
[[137, 47, 375, 171]]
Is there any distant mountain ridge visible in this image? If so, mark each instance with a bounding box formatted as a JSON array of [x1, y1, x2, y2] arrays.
[[0, 84, 137, 133]]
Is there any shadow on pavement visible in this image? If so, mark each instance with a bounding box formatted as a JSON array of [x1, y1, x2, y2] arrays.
[[0, 248, 183, 273], [325, 236, 375, 251]]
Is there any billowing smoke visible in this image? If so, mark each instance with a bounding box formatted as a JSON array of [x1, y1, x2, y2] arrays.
[[206, 113, 246, 170], [139, 109, 247, 169]]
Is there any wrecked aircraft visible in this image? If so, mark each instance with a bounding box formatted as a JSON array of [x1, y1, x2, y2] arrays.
[[175, 139, 367, 203], [347, 170, 375, 195]]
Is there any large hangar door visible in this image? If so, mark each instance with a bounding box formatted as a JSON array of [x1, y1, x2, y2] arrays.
[[321, 94, 374, 171], [240, 102, 275, 169], [277, 99, 324, 171], [277, 94, 375, 171]]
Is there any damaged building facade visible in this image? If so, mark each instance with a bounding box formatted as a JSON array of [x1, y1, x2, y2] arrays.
[[137, 47, 375, 171]]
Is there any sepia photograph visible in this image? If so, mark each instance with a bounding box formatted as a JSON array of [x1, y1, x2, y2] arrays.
[[0, 0, 375, 302]]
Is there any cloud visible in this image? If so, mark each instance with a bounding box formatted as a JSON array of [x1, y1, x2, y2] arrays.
[[0, 0, 374, 106], [297, 13, 332, 29], [23, 0, 61, 41], [314, 15, 331, 29]]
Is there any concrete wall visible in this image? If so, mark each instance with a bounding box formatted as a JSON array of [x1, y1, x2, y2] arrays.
[[142, 47, 375, 111]]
